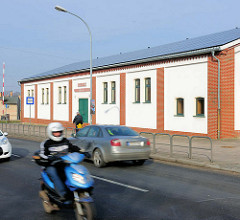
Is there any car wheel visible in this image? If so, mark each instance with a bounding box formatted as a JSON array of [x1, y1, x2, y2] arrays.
[[132, 160, 146, 165], [93, 149, 106, 168]]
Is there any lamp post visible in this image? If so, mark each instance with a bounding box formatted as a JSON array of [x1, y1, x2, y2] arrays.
[[55, 5, 93, 125]]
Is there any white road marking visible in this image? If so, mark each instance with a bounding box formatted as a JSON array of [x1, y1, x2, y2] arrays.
[[12, 154, 21, 158], [91, 175, 149, 193], [197, 196, 240, 203]]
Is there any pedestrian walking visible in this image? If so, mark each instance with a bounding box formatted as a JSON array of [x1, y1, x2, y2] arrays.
[[73, 112, 83, 133]]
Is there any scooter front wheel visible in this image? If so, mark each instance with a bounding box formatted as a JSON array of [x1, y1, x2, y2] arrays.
[[74, 202, 95, 220]]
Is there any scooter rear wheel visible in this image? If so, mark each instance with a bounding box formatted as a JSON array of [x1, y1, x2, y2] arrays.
[[74, 202, 95, 220]]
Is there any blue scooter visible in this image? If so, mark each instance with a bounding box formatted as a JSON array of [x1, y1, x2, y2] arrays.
[[33, 152, 95, 220]]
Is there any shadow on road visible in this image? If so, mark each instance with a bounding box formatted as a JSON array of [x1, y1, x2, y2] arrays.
[[10, 147, 29, 161]]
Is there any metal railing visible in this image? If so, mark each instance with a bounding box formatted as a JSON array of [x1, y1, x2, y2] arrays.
[[0, 123, 75, 139], [140, 132, 213, 162], [190, 136, 213, 162], [172, 134, 191, 158], [154, 133, 171, 155]]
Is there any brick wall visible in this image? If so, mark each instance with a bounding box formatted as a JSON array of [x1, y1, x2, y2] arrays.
[[120, 73, 126, 125], [69, 79, 73, 123], [156, 68, 164, 132], [208, 55, 218, 139], [219, 48, 235, 138], [92, 77, 96, 124]]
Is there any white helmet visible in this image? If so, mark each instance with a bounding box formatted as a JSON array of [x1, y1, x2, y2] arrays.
[[47, 122, 64, 142]]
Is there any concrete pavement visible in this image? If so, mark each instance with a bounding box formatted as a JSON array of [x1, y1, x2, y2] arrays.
[[150, 137, 240, 174]]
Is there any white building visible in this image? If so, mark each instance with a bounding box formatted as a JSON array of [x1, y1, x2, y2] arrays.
[[19, 28, 240, 139]]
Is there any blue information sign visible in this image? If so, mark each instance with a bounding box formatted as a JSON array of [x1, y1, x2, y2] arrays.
[[26, 97, 34, 105]]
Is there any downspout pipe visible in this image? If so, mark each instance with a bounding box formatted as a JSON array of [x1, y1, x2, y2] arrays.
[[212, 51, 221, 139]]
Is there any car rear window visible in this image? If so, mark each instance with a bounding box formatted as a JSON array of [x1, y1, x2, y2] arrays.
[[106, 127, 138, 136]]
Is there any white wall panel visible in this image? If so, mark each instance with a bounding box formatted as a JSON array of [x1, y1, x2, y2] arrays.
[[38, 83, 50, 120], [126, 70, 157, 129], [164, 62, 208, 133], [53, 81, 69, 121], [96, 74, 120, 125], [72, 77, 90, 122], [24, 84, 35, 119]]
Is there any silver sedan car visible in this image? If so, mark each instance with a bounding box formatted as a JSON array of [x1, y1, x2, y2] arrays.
[[69, 125, 151, 168]]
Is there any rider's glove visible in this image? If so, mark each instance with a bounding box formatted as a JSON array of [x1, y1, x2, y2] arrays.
[[48, 155, 58, 161]]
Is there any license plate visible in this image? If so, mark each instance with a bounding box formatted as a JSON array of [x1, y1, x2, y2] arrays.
[[127, 141, 144, 146]]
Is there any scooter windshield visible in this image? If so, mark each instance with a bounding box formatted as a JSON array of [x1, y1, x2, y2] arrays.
[[61, 152, 84, 163]]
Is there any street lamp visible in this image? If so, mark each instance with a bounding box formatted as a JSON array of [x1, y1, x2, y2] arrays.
[[55, 5, 93, 125]]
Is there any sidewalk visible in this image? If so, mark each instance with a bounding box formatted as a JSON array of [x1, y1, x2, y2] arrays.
[[150, 137, 240, 174]]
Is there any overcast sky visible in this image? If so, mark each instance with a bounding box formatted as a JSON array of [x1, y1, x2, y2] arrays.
[[0, 0, 239, 92]]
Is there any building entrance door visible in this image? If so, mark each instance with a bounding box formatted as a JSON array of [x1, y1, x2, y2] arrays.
[[79, 98, 88, 123]]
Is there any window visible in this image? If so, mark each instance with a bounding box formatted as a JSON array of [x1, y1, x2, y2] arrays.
[[63, 86, 67, 104], [111, 81, 116, 104], [87, 126, 101, 137], [135, 79, 140, 103], [196, 97, 204, 116], [106, 126, 139, 136], [46, 88, 49, 104], [176, 98, 184, 116], [76, 126, 90, 137], [103, 82, 108, 103], [58, 87, 62, 104], [145, 78, 151, 102], [41, 88, 44, 104], [27, 90, 30, 97], [31, 89, 34, 97]]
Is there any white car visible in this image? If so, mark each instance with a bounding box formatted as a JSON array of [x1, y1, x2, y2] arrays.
[[0, 131, 12, 161]]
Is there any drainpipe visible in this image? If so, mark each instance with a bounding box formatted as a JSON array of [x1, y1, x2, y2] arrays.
[[212, 51, 221, 139]]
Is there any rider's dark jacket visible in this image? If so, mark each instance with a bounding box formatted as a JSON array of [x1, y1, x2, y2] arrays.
[[39, 138, 80, 166]]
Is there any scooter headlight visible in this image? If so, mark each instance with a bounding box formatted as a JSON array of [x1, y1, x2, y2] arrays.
[[72, 173, 86, 184]]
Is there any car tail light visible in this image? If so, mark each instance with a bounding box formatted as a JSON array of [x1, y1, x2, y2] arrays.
[[146, 139, 151, 146], [110, 139, 121, 146]]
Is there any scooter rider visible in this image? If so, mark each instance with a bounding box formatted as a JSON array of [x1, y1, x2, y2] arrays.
[[39, 122, 81, 202]]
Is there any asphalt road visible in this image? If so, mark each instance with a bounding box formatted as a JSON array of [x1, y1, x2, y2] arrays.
[[1, 138, 240, 220]]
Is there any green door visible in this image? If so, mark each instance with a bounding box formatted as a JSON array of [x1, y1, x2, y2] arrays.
[[79, 98, 88, 123]]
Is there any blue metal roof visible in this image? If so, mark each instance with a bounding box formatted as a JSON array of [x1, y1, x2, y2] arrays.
[[20, 28, 240, 82]]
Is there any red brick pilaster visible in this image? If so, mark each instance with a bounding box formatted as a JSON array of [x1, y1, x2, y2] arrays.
[[35, 84, 38, 119], [92, 77, 96, 124], [69, 80, 72, 123], [21, 83, 24, 121], [157, 68, 164, 132], [208, 56, 218, 139], [219, 48, 235, 138], [50, 82, 53, 121], [120, 73, 126, 125]]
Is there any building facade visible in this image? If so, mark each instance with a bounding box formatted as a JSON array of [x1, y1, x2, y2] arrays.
[[0, 92, 20, 121], [19, 29, 240, 139]]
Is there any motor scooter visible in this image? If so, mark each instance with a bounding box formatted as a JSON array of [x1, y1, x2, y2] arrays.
[[33, 151, 95, 220]]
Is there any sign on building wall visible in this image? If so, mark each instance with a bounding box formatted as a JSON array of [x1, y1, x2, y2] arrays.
[[26, 96, 34, 105], [74, 82, 90, 93], [90, 99, 95, 115]]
